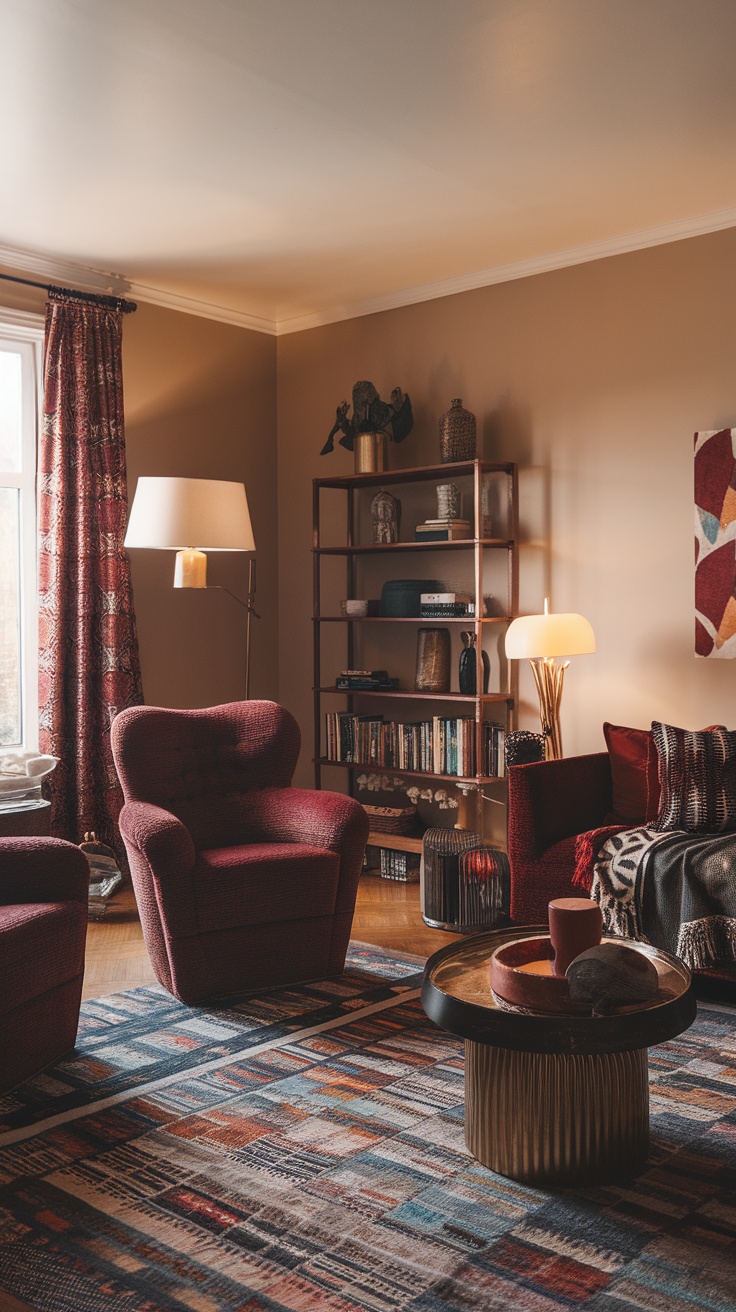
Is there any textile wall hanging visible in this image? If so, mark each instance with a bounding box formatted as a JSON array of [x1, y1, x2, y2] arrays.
[[694, 427, 736, 657], [38, 289, 143, 850]]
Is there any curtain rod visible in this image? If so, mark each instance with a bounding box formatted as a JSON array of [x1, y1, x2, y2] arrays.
[[0, 270, 136, 313]]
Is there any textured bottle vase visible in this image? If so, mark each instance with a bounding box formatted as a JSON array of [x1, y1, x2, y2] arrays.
[[414, 627, 451, 692], [458, 632, 490, 694], [354, 431, 387, 473], [439, 398, 476, 463]]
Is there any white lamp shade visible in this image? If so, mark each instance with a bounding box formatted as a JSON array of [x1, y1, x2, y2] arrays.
[[505, 610, 595, 659], [125, 477, 255, 552]]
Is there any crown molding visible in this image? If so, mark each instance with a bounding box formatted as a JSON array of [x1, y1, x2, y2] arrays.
[[0, 242, 131, 296], [276, 205, 736, 335], [2, 202, 736, 341], [124, 280, 277, 335]]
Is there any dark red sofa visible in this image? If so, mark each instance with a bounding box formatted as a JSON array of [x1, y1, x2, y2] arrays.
[[507, 752, 613, 923], [0, 837, 89, 1092]]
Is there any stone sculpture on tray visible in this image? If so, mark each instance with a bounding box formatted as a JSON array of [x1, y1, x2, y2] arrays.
[[321, 380, 413, 454]]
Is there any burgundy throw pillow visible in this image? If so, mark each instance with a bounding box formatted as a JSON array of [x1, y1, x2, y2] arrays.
[[603, 722, 661, 825], [652, 721, 736, 833]]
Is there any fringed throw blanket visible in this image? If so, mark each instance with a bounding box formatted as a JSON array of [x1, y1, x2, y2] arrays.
[[591, 826, 736, 972]]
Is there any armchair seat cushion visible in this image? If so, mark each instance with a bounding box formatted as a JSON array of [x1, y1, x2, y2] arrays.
[[0, 901, 87, 1015], [194, 843, 341, 933]]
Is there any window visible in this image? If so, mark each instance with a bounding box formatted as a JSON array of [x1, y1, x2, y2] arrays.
[[0, 313, 42, 749]]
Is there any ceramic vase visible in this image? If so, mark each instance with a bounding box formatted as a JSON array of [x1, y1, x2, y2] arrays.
[[458, 631, 489, 694], [415, 627, 451, 692]]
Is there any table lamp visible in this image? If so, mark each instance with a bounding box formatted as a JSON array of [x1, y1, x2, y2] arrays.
[[125, 476, 258, 696], [505, 599, 595, 758]]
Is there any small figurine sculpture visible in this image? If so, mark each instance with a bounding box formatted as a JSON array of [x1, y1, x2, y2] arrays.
[[321, 380, 413, 454], [371, 490, 400, 544]]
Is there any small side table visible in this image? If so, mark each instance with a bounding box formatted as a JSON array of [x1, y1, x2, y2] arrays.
[[422, 926, 696, 1187], [0, 800, 51, 839]]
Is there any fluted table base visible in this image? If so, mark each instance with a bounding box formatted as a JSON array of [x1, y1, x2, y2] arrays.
[[465, 1039, 649, 1187]]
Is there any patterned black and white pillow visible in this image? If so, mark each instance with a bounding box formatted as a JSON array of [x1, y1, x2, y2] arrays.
[[652, 721, 736, 833]]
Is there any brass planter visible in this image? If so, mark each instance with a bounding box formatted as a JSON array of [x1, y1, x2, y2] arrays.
[[354, 431, 387, 473]]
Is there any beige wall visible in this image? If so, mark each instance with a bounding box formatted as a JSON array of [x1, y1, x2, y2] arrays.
[[277, 227, 736, 788], [124, 303, 277, 707], [0, 278, 278, 709]]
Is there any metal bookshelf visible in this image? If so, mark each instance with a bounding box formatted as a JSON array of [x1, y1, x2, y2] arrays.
[[312, 458, 519, 818]]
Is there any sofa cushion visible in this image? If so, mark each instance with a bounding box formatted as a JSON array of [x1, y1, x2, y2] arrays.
[[0, 902, 87, 1015], [603, 722, 661, 824], [652, 721, 736, 833], [193, 843, 341, 933]]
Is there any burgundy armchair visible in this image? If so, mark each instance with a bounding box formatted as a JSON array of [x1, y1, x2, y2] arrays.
[[111, 701, 369, 1004], [507, 753, 612, 923], [0, 837, 89, 1093]]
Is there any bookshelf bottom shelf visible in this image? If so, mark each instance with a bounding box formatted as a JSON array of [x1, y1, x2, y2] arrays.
[[315, 758, 501, 786]]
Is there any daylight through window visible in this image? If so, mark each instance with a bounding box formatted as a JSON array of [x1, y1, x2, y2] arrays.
[[0, 322, 41, 748]]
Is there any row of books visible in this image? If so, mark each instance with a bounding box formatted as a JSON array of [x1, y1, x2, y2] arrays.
[[324, 712, 506, 778]]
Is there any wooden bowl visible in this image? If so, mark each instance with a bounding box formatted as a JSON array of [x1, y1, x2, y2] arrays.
[[489, 935, 590, 1014]]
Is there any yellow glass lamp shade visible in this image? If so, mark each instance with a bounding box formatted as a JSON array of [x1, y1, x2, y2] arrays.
[[505, 601, 595, 759]]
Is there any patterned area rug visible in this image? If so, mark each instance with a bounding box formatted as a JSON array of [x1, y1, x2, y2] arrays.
[[0, 944, 735, 1312]]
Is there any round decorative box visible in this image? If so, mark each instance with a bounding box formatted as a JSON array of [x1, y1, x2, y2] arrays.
[[380, 579, 441, 617], [439, 398, 476, 463]]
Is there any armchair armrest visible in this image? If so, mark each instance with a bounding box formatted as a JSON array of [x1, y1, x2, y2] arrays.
[[118, 802, 196, 876], [508, 753, 612, 863], [0, 836, 89, 905]]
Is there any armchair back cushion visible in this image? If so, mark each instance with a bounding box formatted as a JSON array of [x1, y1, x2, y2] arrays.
[[112, 701, 301, 850]]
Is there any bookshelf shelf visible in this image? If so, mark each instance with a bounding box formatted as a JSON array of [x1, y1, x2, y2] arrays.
[[314, 616, 511, 624], [315, 758, 502, 786], [316, 687, 513, 703], [314, 539, 513, 555]]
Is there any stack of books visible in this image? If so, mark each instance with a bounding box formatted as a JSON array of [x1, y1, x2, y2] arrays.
[[324, 712, 506, 778], [335, 669, 399, 691], [419, 591, 474, 618], [415, 518, 472, 542], [379, 848, 420, 882]]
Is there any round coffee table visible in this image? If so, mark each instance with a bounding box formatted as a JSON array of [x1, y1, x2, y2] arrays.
[[421, 926, 696, 1187]]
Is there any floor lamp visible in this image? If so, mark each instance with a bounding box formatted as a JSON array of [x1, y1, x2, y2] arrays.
[[125, 476, 259, 697], [505, 599, 595, 759]]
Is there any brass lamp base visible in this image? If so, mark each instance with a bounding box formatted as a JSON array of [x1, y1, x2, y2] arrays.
[[529, 656, 569, 759]]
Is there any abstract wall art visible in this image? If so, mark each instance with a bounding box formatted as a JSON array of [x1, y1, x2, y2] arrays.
[[695, 428, 736, 657]]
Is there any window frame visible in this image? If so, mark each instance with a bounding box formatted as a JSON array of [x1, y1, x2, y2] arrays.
[[0, 309, 43, 750]]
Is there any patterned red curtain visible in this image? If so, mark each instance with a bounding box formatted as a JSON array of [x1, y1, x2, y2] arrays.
[[38, 290, 143, 849]]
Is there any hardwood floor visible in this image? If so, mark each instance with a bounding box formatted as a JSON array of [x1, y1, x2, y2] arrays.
[[83, 875, 460, 1000]]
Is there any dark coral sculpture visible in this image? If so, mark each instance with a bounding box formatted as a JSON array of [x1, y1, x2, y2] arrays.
[[321, 380, 413, 454]]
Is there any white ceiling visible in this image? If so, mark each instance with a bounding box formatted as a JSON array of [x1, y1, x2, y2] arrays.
[[2, 0, 736, 334]]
